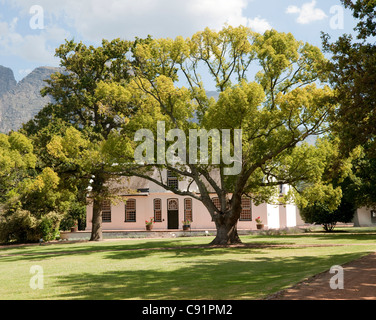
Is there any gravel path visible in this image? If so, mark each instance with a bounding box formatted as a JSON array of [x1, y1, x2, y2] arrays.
[[267, 252, 376, 300]]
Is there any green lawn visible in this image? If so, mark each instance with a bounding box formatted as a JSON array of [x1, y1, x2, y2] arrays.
[[1, 230, 376, 300]]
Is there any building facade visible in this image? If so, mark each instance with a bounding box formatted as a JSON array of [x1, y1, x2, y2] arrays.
[[353, 207, 376, 227], [86, 170, 304, 231]]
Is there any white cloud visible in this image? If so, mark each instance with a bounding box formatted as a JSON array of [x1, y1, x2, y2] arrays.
[[0, 18, 69, 65], [5, 0, 270, 41], [286, 6, 300, 14], [1, 0, 272, 68], [286, 1, 327, 24], [247, 17, 272, 33]]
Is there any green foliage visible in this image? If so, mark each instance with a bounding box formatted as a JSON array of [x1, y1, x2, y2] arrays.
[[82, 25, 341, 243], [341, 0, 376, 39], [38, 212, 62, 241], [0, 132, 75, 243], [322, 0, 376, 155], [18, 26, 342, 243], [300, 198, 356, 232], [5, 167, 73, 218], [296, 136, 359, 230], [60, 202, 86, 231], [0, 209, 39, 243], [345, 143, 376, 209], [0, 209, 62, 244], [22, 38, 140, 241], [123, 26, 335, 201], [316, 1, 376, 227], [0, 132, 37, 202], [294, 136, 357, 210]]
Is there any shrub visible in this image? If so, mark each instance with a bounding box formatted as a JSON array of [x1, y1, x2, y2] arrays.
[[39, 212, 61, 241], [0, 210, 62, 244], [0, 210, 39, 243], [59, 202, 86, 231], [300, 198, 356, 232]]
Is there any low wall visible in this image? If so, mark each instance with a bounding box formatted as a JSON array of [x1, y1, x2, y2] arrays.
[[59, 226, 308, 241], [59, 229, 260, 241]]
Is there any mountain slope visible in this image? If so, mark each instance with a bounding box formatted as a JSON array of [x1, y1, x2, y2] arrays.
[[0, 66, 17, 98], [0, 66, 60, 134]]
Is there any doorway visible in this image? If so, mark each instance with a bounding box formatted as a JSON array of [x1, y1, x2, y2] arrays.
[[167, 199, 179, 229]]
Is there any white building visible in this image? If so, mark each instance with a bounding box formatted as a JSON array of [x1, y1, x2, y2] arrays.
[[353, 207, 376, 227]]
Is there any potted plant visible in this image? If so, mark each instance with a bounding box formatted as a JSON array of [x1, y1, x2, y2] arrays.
[[255, 217, 264, 230], [145, 218, 155, 231], [182, 220, 191, 231], [70, 221, 78, 233]]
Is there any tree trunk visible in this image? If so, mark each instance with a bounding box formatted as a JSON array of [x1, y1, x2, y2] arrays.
[[210, 219, 242, 245], [323, 222, 337, 232], [89, 174, 106, 242], [90, 198, 103, 241], [203, 192, 243, 245]]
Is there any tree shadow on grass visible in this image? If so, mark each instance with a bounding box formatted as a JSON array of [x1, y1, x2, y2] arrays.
[[0, 240, 296, 263], [310, 233, 376, 242], [52, 251, 367, 300], [250, 233, 376, 243]]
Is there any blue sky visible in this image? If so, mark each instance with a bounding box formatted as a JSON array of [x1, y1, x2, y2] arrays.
[[0, 0, 357, 83]]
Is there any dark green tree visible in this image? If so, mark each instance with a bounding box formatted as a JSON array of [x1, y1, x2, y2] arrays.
[[322, 0, 376, 155], [23, 39, 137, 241], [299, 177, 357, 232]]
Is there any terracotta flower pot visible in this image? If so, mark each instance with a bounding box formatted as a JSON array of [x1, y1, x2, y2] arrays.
[[146, 224, 153, 231], [256, 224, 264, 230], [183, 225, 191, 231], [71, 226, 78, 233]]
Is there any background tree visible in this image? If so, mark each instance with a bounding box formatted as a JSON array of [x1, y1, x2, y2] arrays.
[[299, 196, 356, 232], [345, 142, 376, 209], [23, 39, 137, 241], [0, 132, 36, 203], [0, 132, 70, 243], [322, 0, 376, 156], [107, 26, 338, 244], [318, 1, 376, 229], [296, 135, 360, 231]]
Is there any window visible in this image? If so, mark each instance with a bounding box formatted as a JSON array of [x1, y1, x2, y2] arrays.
[[240, 197, 252, 221], [125, 199, 136, 222], [154, 199, 162, 222], [212, 197, 220, 210], [184, 198, 193, 222], [211, 197, 252, 221], [102, 200, 112, 223], [211, 197, 220, 221], [168, 199, 179, 211], [167, 170, 178, 190]]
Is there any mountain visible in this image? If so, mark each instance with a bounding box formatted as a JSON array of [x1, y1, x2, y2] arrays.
[[0, 66, 17, 97], [206, 91, 220, 100], [0, 66, 61, 134]]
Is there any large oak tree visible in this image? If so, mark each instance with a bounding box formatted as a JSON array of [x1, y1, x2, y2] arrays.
[[108, 26, 337, 244], [31, 26, 338, 244]]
